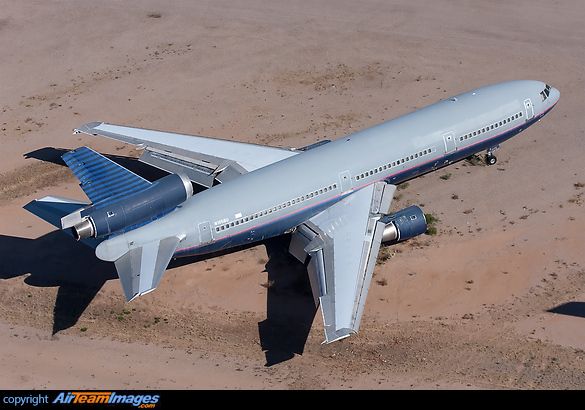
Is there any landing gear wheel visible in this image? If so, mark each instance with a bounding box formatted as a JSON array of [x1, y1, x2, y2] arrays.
[[486, 153, 497, 166]]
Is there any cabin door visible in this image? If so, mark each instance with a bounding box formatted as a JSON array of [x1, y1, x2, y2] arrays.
[[523, 98, 534, 120], [442, 131, 457, 155], [198, 221, 214, 245], [339, 170, 353, 194]]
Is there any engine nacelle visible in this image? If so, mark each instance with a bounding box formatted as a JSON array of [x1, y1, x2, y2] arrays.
[[66, 173, 193, 240], [379, 205, 427, 243]]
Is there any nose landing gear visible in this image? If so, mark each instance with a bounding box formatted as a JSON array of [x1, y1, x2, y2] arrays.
[[486, 153, 497, 166]]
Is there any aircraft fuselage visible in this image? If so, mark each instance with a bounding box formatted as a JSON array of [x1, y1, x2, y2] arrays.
[[99, 81, 559, 261]]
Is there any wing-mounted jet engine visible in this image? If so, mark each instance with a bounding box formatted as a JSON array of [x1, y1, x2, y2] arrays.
[[379, 205, 427, 244]]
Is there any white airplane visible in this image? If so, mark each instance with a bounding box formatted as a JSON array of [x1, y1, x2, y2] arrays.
[[26, 80, 559, 343]]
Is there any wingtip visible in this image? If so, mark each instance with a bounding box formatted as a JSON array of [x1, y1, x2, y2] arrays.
[[73, 121, 104, 135], [322, 327, 355, 344]]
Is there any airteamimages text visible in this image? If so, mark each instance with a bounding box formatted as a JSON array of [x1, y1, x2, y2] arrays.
[[3, 392, 160, 407], [52, 392, 159, 407]]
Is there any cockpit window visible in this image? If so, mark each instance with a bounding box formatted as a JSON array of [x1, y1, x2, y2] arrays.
[[540, 84, 551, 101]]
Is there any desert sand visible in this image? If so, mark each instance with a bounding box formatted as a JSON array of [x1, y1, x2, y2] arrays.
[[1, 0, 585, 389]]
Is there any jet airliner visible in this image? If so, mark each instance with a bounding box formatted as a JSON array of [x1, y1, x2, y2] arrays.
[[26, 80, 559, 343]]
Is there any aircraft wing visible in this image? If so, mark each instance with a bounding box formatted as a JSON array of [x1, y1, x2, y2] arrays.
[[74, 122, 299, 187], [289, 182, 396, 343]]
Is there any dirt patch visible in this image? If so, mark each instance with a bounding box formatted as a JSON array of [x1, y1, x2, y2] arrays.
[[0, 162, 75, 205]]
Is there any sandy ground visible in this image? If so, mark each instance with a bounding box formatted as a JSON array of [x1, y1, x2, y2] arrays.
[[1, 0, 585, 389]]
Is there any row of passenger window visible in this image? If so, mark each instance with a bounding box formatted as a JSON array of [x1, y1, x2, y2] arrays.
[[215, 182, 339, 233], [355, 146, 437, 182], [459, 111, 523, 142]]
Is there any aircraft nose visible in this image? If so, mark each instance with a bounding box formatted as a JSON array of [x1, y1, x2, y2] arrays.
[[550, 86, 560, 104]]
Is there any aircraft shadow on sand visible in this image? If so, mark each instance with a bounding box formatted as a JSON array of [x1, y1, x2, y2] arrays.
[[168, 234, 318, 367], [0, 230, 117, 335], [548, 302, 585, 319], [5, 148, 317, 365]]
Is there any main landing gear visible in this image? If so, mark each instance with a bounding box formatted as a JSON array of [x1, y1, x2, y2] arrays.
[[486, 145, 499, 166]]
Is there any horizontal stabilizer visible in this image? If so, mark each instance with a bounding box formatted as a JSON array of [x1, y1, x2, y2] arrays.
[[23, 196, 103, 248], [24, 195, 89, 229], [113, 236, 181, 302]]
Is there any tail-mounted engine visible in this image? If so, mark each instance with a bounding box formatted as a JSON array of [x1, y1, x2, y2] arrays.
[[379, 205, 427, 243], [62, 173, 193, 240]]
